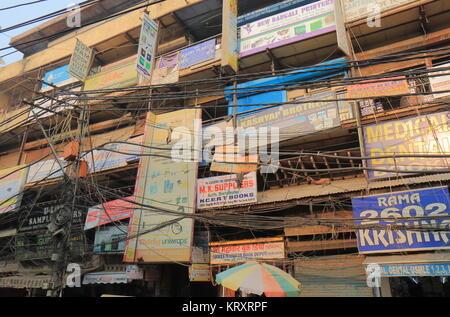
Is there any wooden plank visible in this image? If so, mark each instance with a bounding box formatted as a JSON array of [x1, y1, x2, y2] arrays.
[[287, 239, 357, 252]]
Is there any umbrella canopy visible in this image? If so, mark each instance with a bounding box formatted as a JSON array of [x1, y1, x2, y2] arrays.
[[215, 262, 301, 297]]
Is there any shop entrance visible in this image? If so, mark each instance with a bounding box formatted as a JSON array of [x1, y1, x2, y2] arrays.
[[389, 277, 450, 297]]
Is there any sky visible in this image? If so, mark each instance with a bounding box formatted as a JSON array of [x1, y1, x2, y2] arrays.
[[0, 0, 81, 65]]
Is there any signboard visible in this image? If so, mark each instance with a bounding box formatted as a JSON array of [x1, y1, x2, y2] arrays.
[[346, 76, 410, 99], [352, 186, 450, 254], [0, 166, 28, 215], [124, 109, 201, 263], [151, 52, 180, 85], [429, 62, 450, 99], [179, 39, 216, 69], [86, 145, 129, 173], [197, 172, 257, 209], [238, 90, 340, 144], [334, 0, 352, 56], [239, 0, 336, 58], [68, 39, 94, 81], [84, 196, 134, 230], [189, 264, 211, 282], [136, 13, 159, 78], [126, 265, 144, 280], [192, 231, 210, 264], [94, 225, 127, 253], [84, 55, 138, 92], [363, 111, 450, 179], [210, 145, 258, 174], [30, 87, 80, 120], [222, 0, 239, 73], [26, 158, 65, 184], [41, 64, 78, 92], [19, 204, 83, 233], [342, 0, 432, 23], [209, 238, 285, 264], [122, 135, 143, 162], [368, 263, 450, 277]]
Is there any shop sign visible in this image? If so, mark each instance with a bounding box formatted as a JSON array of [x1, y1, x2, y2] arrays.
[[238, 89, 340, 144], [82, 272, 128, 285], [363, 111, 450, 179], [126, 265, 144, 280], [84, 55, 138, 92], [429, 62, 450, 99], [84, 196, 134, 230], [209, 238, 285, 264], [124, 109, 200, 263], [352, 186, 450, 254], [26, 158, 65, 184], [342, 0, 432, 23], [334, 0, 351, 56], [0, 166, 28, 215], [85, 145, 129, 173], [346, 76, 410, 99], [189, 264, 211, 282], [197, 172, 257, 209], [210, 145, 258, 174], [369, 263, 450, 277], [122, 135, 143, 162], [68, 39, 94, 81], [222, 0, 239, 73], [19, 204, 83, 233], [41, 64, 78, 92], [30, 87, 80, 120], [94, 225, 127, 253], [240, 0, 336, 58], [179, 39, 216, 69], [192, 231, 210, 264], [136, 13, 159, 78], [151, 52, 180, 85]]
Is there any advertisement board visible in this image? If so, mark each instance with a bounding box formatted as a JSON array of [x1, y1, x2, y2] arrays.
[[84, 55, 138, 92], [238, 89, 340, 144], [222, 0, 239, 73], [30, 87, 80, 120], [209, 238, 285, 264], [352, 186, 450, 254], [94, 225, 127, 253], [85, 196, 134, 230], [363, 111, 450, 179], [136, 13, 159, 78], [19, 204, 83, 233], [372, 263, 450, 277], [240, 0, 336, 58], [189, 264, 211, 282], [0, 166, 28, 215], [429, 62, 450, 99], [197, 172, 257, 209], [41, 64, 78, 92], [124, 109, 201, 263], [68, 39, 94, 82], [151, 52, 180, 85], [179, 39, 216, 69], [26, 158, 65, 184], [346, 76, 410, 99]]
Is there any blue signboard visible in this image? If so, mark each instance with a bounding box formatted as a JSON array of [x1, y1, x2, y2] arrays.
[[352, 186, 450, 254], [375, 263, 450, 277], [179, 39, 216, 69], [41, 64, 77, 91]]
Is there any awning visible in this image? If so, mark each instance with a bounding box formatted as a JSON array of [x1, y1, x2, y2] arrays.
[[83, 272, 129, 285], [0, 275, 51, 289]]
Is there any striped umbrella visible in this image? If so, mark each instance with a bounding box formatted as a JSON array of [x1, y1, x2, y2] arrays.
[[215, 262, 301, 297]]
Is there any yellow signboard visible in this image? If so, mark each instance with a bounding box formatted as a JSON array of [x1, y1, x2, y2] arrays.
[[124, 109, 201, 263]]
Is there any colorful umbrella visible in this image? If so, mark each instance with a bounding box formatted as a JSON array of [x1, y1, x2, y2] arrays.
[[215, 261, 301, 297]]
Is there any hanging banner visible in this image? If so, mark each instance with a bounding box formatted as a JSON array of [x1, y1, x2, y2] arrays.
[[94, 225, 128, 253], [19, 204, 83, 233], [179, 39, 216, 69], [238, 89, 340, 144], [346, 76, 410, 99], [151, 52, 180, 85], [197, 172, 257, 209], [363, 111, 450, 179], [240, 0, 336, 58], [41, 64, 78, 92], [334, 0, 351, 56], [84, 197, 134, 230], [136, 13, 159, 78], [84, 55, 138, 92], [0, 166, 28, 215], [352, 187, 450, 254], [26, 158, 65, 184], [429, 62, 450, 99], [124, 109, 201, 263], [209, 238, 285, 264], [222, 0, 239, 73], [68, 39, 94, 82]]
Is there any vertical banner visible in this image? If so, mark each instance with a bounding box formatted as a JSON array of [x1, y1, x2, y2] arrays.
[[136, 13, 159, 79], [68, 39, 94, 81], [222, 0, 239, 73], [334, 0, 352, 56], [124, 109, 201, 263]]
